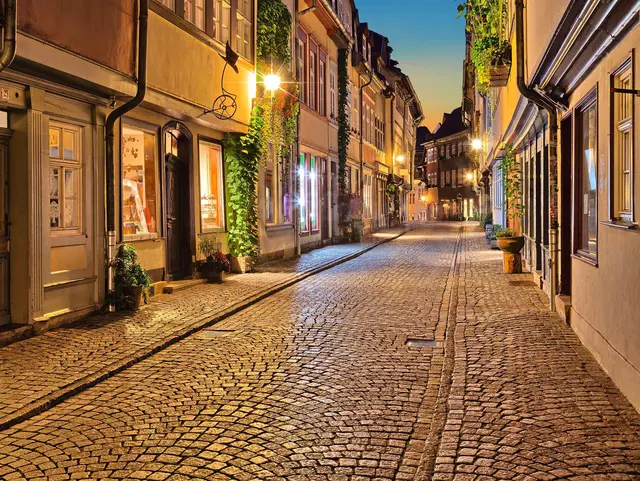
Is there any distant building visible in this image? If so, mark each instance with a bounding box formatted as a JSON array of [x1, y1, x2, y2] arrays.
[[421, 108, 477, 221]]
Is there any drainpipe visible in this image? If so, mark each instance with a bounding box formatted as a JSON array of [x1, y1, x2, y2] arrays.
[[105, 0, 149, 310], [0, 0, 17, 71], [359, 66, 373, 194], [516, 0, 558, 311]]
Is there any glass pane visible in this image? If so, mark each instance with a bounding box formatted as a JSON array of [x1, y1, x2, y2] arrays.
[[64, 198, 77, 228], [49, 127, 61, 158], [160, 0, 175, 9], [64, 169, 76, 197], [63, 129, 76, 160], [122, 126, 158, 237], [0, 111, 8, 128], [199, 142, 223, 230], [49, 167, 59, 197], [221, 2, 230, 43], [581, 103, 597, 254], [299, 155, 307, 231], [49, 199, 60, 228]]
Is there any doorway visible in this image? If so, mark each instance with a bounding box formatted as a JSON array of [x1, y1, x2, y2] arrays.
[[164, 127, 192, 281]]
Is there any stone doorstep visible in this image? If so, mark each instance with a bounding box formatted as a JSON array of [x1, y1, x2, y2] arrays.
[[161, 279, 206, 295], [555, 295, 572, 324]]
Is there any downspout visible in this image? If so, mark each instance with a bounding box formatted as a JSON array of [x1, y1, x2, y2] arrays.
[[0, 0, 17, 71], [516, 0, 558, 311], [105, 0, 149, 310]]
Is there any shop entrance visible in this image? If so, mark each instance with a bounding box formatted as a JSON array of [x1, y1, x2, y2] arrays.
[[164, 126, 192, 281]]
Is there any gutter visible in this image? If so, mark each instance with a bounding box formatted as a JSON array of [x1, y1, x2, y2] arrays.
[[295, 0, 302, 255], [516, 0, 558, 310], [104, 0, 149, 310], [0, 0, 17, 71]]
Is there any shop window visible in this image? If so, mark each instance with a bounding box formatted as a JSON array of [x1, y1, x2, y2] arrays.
[[310, 156, 318, 230], [199, 140, 225, 231], [49, 122, 82, 233], [299, 154, 307, 232], [575, 95, 598, 260], [612, 57, 634, 222], [265, 143, 275, 224], [122, 125, 158, 239]]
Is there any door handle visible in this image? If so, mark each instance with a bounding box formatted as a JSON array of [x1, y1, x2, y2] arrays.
[[168, 216, 176, 222]]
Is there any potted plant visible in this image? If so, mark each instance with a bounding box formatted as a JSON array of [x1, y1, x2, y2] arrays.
[[496, 144, 525, 273], [107, 244, 151, 311], [198, 235, 231, 283]]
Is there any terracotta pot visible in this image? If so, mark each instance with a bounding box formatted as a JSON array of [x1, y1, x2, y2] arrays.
[[131, 286, 143, 310], [231, 256, 253, 274], [496, 236, 524, 254]]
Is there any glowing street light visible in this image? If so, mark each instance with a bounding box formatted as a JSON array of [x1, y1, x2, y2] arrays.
[[471, 138, 483, 151], [420, 195, 426, 202], [395, 155, 405, 163], [264, 74, 281, 92], [466, 172, 474, 181]]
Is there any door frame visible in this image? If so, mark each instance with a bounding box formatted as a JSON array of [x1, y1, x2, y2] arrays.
[[162, 122, 195, 280], [0, 128, 11, 326]]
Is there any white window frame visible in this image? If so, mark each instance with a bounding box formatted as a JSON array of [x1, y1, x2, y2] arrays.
[[49, 121, 83, 235]]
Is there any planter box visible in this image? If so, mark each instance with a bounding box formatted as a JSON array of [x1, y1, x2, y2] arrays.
[[489, 64, 510, 87], [231, 256, 253, 274]]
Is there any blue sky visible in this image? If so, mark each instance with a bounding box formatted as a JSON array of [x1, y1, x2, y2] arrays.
[[357, 0, 466, 130]]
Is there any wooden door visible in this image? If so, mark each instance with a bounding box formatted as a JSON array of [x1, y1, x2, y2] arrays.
[[165, 155, 186, 281], [0, 139, 9, 325]]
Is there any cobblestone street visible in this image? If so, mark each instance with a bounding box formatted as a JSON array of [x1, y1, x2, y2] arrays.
[[0, 223, 638, 480]]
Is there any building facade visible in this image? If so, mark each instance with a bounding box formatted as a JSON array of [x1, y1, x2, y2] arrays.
[[466, 0, 640, 409], [419, 108, 477, 221], [0, 0, 423, 333]]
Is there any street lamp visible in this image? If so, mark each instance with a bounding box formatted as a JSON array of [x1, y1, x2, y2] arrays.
[[466, 172, 473, 181], [471, 138, 483, 151], [420, 195, 426, 202], [264, 73, 281, 92], [395, 155, 405, 163]]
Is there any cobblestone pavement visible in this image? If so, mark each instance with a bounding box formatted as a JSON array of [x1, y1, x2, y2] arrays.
[[0, 224, 639, 481], [0, 228, 407, 428]]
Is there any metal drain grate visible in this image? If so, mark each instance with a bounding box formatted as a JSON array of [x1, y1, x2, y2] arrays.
[[197, 329, 235, 339], [406, 338, 439, 348]]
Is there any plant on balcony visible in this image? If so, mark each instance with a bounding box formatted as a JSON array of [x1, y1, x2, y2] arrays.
[[458, 0, 511, 94]]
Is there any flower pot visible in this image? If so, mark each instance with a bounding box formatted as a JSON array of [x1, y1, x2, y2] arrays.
[[496, 235, 524, 254], [131, 286, 143, 311], [208, 270, 223, 284], [489, 64, 510, 87], [231, 256, 253, 274]]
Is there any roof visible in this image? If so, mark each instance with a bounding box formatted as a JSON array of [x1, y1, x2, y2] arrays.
[[429, 107, 467, 141], [416, 126, 431, 145]]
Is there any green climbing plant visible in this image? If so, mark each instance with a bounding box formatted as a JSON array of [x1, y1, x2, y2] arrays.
[[224, 111, 264, 257], [499, 143, 524, 230], [223, 0, 297, 258], [337, 48, 350, 232]]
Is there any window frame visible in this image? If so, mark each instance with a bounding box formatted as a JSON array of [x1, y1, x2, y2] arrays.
[[573, 87, 599, 264], [309, 41, 317, 111], [152, 0, 253, 62], [609, 52, 635, 224], [120, 120, 161, 242], [198, 137, 226, 233], [319, 52, 326, 117], [297, 29, 307, 105], [329, 63, 337, 120], [48, 120, 84, 236]]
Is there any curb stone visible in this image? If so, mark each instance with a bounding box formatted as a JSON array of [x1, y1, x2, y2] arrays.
[[0, 227, 412, 432]]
